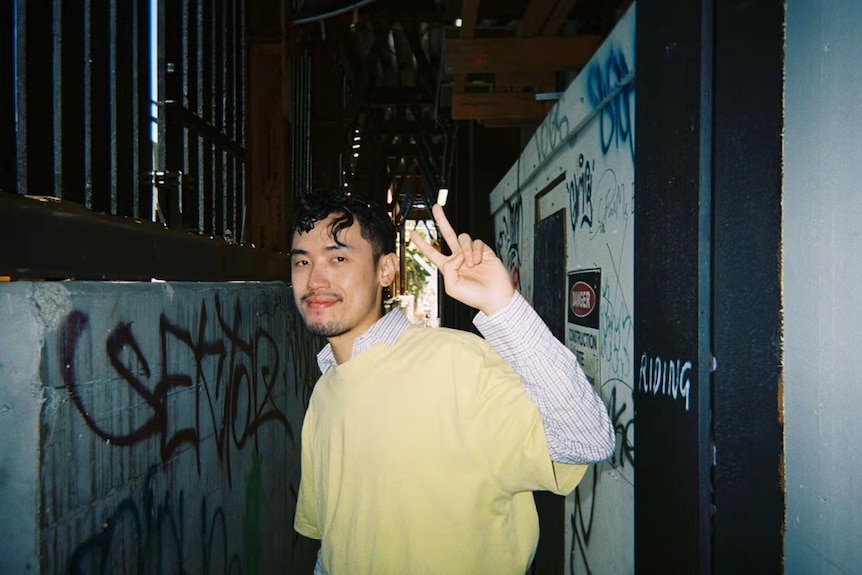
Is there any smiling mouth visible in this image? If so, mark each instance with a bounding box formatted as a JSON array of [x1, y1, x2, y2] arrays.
[[301, 292, 343, 308]]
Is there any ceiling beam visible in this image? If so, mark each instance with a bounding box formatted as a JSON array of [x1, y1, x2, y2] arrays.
[[453, 0, 481, 93], [518, 0, 561, 37], [543, 0, 578, 35], [445, 35, 603, 74], [451, 92, 552, 123]]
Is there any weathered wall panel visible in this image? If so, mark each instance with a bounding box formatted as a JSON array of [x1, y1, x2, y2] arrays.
[[0, 281, 318, 574], [490, 6, 635, 573], [784, 0, 862, 572]]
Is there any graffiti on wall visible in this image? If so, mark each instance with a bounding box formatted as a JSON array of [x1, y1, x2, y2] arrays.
[[587, 47, 634, 161], [59, 295, 292, 488], [495, 196, 523, 290], [567, 12, 636, 573], [637, 353, 693, 411], [569, 187, 635, 573], [288, 304, 323, 409], [567, 154, 596, 235], [591, 168, 633, 241], [535, 105, 572, 164], [68, 464, 241, 575], [47, 290, 321, 572]]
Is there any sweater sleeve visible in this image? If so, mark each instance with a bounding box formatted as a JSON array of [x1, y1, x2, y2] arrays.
[[473, 291, 615, 465]]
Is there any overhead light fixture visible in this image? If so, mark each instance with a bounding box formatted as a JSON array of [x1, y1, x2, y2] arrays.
[[455, 18, 463, 28], [352, 143, 361, 149], [353, 152, 359, 158], [437, 188, 449, 207]]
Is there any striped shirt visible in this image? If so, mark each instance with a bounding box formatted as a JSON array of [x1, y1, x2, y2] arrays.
[[316, 291, 615, 465]]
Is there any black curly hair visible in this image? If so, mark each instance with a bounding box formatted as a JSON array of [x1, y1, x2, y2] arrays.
[[289, 189, 396, 261]]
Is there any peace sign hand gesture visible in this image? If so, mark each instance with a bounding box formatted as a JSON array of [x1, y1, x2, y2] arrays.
[[410, 204, 515, 316]]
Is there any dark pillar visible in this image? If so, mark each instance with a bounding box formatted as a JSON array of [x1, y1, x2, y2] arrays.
[[635, 0, 784, 572], [634, 0, 714, 572], [712, 1, 784, 572]]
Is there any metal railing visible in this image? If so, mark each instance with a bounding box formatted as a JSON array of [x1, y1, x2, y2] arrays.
[[0, 0, 283, 281], [1, 0, 153, 218]]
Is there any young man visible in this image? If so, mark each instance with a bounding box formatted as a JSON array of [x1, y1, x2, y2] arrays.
[[290, 190, 614, 574]]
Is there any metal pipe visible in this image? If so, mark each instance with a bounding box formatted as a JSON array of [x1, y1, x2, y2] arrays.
[[292, 0, 379, 26]]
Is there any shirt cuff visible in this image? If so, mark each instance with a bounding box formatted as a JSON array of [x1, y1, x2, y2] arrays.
[[473, 291, 549, 356]]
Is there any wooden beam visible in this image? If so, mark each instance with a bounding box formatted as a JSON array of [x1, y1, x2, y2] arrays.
[[445, 36, 603, 74], [481, 118, 543, 128], [543, 0, 578, 35], [518, 0, 560, 37], [494, 71, 557, 93], [453, 0, 482, 93], [459, 0, 480, 38], [451, 92, 552, 122]]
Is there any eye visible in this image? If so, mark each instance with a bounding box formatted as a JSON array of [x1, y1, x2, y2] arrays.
[[293, 259, 309, 267], [333, 256, 347, 263]]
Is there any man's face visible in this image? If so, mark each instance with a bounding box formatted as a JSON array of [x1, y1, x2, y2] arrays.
[[290, 215, 395, 344]]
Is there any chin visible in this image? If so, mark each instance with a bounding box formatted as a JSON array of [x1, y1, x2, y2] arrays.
[[305, 320, 348, 339]]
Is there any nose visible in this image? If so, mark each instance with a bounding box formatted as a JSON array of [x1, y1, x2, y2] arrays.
[[306, 262, 330, 290]]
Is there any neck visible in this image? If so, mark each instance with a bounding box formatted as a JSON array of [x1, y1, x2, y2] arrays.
[[328, 308, 384, 365]]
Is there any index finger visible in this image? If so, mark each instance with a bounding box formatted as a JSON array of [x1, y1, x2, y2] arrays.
[[430, 204, 461, 254], [410, 230, 447, 269]]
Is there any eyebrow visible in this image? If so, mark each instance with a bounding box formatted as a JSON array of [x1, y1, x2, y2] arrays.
[[290, 243, 351, 256]]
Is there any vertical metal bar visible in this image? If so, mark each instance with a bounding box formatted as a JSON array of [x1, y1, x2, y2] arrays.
[[202, 0, 214, 233], [305, 52, 309, 194], [90, 0, 112, 214], [21, 0, 55, 197], [290, 55, 297, 199], [186, 0, 201, 232], [195, 0, 207, 232], [14, 0, 27, 195], [158, 0, 183, 228], [133, 0, 153, 220], [225, 0, 235, 238], [60, 0, 86, 206], [235, 0, 245, 242], [215, 0, 225, 234], [83, 0, 93, 207], [236, 0, 244, 146], [114, 0, 134, 218], [224, 0, 233, 141], [52, 0, 63, 199], [300, 54, 306, 194], [179, 0, 200, 232], [305, 52, 313, 191], [223, 0, 232, 236], [108, 0, 119, 213], [0, 0, 15, 194], [301, 54, 306, 194]]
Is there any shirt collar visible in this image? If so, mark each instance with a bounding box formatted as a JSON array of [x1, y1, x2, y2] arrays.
[[316, 307, 413, 373]]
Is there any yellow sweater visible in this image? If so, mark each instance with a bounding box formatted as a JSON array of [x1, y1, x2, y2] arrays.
[[295, 325, 587, 574]]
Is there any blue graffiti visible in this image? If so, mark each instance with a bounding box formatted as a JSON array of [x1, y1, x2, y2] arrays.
[[534, 105, 571, 164], [587, 48, 634, 160], [600, 276, 632, 378]]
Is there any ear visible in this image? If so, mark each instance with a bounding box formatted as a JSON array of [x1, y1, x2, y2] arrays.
[[377, 252, 399, 288]]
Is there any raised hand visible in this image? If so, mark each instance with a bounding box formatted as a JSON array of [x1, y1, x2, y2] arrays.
[[410, 204, 515, 316]]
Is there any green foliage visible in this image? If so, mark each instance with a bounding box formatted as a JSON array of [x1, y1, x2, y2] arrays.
[[405, 241, 432, 299]]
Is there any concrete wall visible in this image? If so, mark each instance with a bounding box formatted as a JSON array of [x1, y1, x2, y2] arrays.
[[0, 281, 318, 573], [490, 6, 635, 573], [784, 1, 862, 572]]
